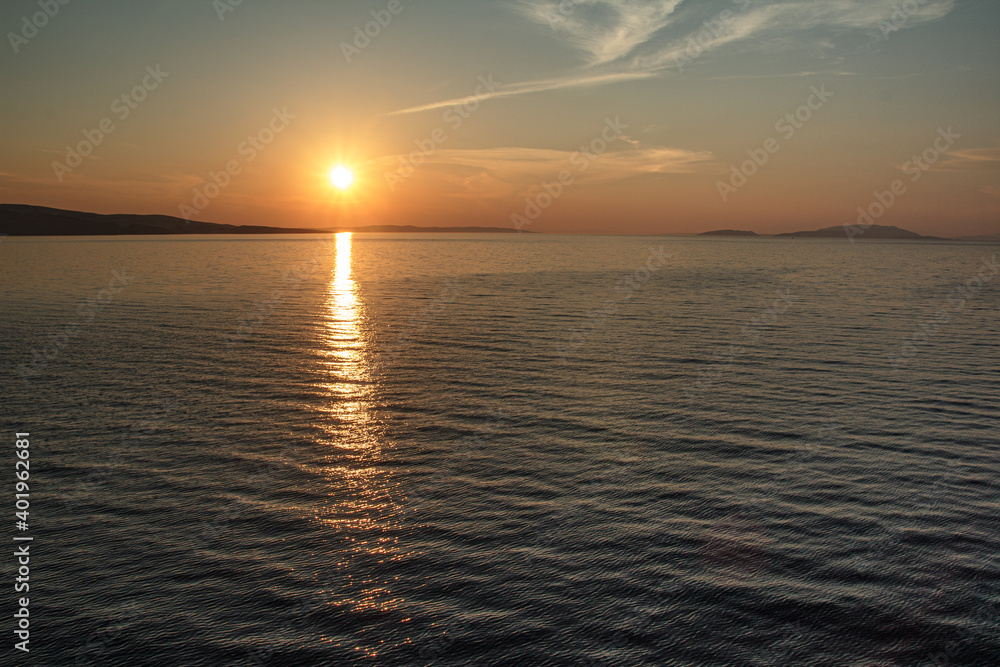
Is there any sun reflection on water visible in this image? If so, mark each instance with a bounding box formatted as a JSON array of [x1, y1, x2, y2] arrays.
[[315, 233, 407, 626], [320, 232, 370, 429]]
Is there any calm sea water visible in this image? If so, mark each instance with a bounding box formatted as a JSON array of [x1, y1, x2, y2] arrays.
[[1, 234, 998, 666]]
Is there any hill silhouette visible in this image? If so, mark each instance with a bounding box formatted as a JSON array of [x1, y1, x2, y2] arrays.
[[0, 204, 524, 235], [697, 224, 948, 240], [774, 224, 943, 240]]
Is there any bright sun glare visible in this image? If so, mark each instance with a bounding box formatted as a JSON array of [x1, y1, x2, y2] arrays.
[[329, 166, 354, 190]]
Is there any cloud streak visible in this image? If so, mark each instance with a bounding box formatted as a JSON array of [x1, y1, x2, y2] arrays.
[[384, 70, 657, 116], [938, 148, 1000, 172], [368, 145, 714, 198]]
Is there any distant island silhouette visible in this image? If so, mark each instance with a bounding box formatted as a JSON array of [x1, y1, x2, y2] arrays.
[[0, 204, 527, 236], [701, 224, 954, 240], [775, 225, 944, 240]]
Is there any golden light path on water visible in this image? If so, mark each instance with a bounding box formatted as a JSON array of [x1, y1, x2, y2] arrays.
[[315, 233, 408, 656], [322, 232, 369, 424]]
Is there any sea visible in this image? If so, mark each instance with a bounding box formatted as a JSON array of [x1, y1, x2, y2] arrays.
[[1, 233, 998, 666]]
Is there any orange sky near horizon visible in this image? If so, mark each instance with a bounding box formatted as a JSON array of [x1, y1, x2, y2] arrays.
[[0, 0, 997, 236]]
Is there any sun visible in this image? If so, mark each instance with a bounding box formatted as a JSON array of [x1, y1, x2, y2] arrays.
[[329, 165, 354, 190]]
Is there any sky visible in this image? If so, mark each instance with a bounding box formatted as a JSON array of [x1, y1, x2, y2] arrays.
[[0, 0, 997, 235]]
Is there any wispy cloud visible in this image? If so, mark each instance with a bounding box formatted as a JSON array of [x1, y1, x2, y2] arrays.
[[516, 0, 685, 66], [388, 0, 957, 115], [367, 145, 714, 198], [938, 148, 1000, 171], [633, 0, 956, 70]]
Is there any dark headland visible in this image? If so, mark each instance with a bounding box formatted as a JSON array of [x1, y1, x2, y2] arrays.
[[0, 204, 525, 236]]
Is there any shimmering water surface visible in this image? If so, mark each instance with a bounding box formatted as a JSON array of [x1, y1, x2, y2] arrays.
[[1, 234, 998, 666]]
